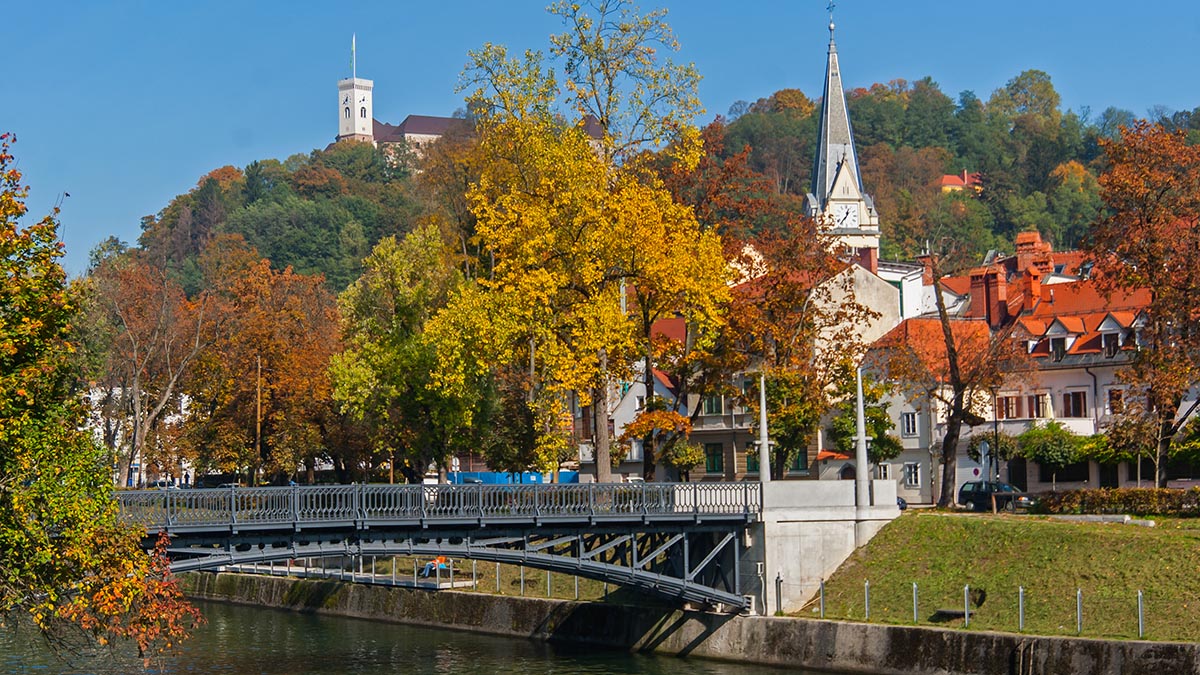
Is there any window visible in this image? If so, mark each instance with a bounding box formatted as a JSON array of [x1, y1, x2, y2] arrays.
[[1103, 332, 1120, 358], [1050, 337, 1066, 362], [343, 106, 351, 119], [789, 452, 807, 473], [877, 464, 891, 480], [704, 443, 724, 474], [1107, 388, 1125, 415], [360, 106, 367, 118], [901, 412, 918, 437], [1062, 391, 1088, 418], [903, 462, 921, 488], [579, 406, 593, 440], [1026, 393, 1049, 418], [745, 442, 760, 473], [703, 395, 723, 416], [997, 395, 1024, 420]]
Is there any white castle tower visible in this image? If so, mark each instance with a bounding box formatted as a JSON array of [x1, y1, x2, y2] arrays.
[[337, 35, 374, 143]]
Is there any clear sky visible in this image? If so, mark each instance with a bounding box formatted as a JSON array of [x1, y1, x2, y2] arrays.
[[9, 0, 1200, 275]]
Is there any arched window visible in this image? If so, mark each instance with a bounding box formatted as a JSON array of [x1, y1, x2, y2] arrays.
[[360, 106, 367, 118], [343, 107, 350, 119]]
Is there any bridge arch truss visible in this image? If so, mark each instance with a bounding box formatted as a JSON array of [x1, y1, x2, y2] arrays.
[[119, 483, 761, 611]]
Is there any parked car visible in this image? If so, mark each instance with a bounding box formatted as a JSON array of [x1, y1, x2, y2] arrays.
[[957, 481, 1035, 512]]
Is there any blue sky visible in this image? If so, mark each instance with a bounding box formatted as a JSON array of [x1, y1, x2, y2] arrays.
[[9, 1, 1200, 275]]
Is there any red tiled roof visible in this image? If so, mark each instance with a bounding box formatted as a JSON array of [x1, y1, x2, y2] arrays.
[[940, 276, 971, 296], [651, 316, 687, 343], [816, 450, 851, 461]]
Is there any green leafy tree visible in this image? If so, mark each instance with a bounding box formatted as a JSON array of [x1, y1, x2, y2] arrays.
[[1017, 420, 1081, 491], [331, 224, 479, 483], [827, 369, 903, 466]]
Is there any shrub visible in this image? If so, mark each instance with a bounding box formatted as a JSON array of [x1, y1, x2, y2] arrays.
[[1035, 487, 1200, 517]]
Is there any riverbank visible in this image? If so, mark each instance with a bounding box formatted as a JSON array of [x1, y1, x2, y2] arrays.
[[182, 572, 1200, 675]]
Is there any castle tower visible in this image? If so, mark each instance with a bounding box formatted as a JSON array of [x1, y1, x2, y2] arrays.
[[337, 35, 374, 143], [803, 15, 881, 269]]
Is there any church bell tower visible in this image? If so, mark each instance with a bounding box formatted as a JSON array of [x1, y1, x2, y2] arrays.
[[803, 13, 880, 270], [337, 35, 374, 144]]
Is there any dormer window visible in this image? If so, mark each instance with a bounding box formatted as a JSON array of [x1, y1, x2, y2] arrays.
[[1103, 333, 1120, 358], [1050, 337, 1066, 362]]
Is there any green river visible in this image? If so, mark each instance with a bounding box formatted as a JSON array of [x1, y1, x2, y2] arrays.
[[1, 601, 836, 674]]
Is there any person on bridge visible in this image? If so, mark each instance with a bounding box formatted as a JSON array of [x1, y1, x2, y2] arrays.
[[420, 556, 449, 578]]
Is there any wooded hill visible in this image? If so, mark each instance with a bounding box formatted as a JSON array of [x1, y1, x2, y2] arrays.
[[132, 69, 1200, 294]]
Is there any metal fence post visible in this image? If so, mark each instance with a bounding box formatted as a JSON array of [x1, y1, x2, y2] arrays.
[[820, 579, 825, 619], [864, 580, 871, 620], [413, 559, 418, 586], [546, 570, 551, 598], [1019, 586, 1025, 632], [964, 585, 970, 628], [574, 575, 579, 600], [520, 566, 525, 596], [391, 557, 396, 585], [1077, 588, 1083, 635], [472, 560, 478, 590], [1138, 590, 1144, 638], [496, 562, 501, 594], [912, 582, 918, 623]]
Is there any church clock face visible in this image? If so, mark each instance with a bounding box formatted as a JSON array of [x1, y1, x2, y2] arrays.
[[833, 203, 859, 228]]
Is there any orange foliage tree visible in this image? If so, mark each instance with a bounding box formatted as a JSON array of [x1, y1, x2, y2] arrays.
[[1088, 121, 1200, 485], [177, 236, 341, 483]]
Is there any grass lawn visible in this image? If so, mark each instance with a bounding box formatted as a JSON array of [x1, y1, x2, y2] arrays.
[[802, 511, 1200, 641]]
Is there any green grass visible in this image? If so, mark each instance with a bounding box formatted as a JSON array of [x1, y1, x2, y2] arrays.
[[805, 511, 1200, 641]]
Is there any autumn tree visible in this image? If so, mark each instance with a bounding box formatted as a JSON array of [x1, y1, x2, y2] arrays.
[[441, 2, 716, 482], [0, 133, 199, 652], [88, 246, 223, 487], [176, 236, 340, 484], [873, 309, 1016, 507], [1088, 121, 1200, 486]]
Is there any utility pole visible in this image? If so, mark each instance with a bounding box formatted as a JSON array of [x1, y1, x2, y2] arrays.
[[256, 354, 262, 487]]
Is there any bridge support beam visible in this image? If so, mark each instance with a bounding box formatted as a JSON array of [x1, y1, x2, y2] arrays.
[[745, 479, 900, 615]]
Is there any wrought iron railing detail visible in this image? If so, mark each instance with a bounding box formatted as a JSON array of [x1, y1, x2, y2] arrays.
[[118, 482, 762, 531]]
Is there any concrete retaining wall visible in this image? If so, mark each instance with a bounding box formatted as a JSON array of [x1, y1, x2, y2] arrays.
[[183, 572, 1200, 675]]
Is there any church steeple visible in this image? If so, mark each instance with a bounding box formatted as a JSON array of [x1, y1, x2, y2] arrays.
[[803, 6, 881, 271], [809, 14, 862, 209]]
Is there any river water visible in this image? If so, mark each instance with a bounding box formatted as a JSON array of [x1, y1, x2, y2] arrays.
[[2, 601, 833, 674]]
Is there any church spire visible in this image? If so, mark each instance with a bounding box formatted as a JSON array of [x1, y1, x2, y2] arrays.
[[809, 3, 862, 209]]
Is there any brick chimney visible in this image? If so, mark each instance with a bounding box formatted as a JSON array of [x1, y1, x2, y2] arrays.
[[1025, 268, 1041, 312], [917, 254, 934, 285], [856, 247, 879, 275]]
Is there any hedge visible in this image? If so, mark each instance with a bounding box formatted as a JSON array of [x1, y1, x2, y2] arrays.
[[1035, 487, 1200, 517]]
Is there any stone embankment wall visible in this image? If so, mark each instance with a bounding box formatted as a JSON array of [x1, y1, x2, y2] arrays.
[[183, 572, 1200, 675]]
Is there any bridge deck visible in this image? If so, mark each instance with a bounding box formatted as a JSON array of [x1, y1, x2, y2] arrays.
[[118, 482, 762, 533]]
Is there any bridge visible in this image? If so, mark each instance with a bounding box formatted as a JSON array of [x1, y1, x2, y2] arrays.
[[119, 482, 762, 612]]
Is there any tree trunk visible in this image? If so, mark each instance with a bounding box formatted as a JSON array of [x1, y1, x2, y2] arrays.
[[938, 412, 964, 508]]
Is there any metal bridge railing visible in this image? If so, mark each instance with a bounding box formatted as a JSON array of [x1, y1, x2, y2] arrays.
[[118, 482, 763, 531]]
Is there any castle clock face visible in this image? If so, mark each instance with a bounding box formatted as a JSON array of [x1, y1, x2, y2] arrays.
[[833, 203, 859, 228]]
